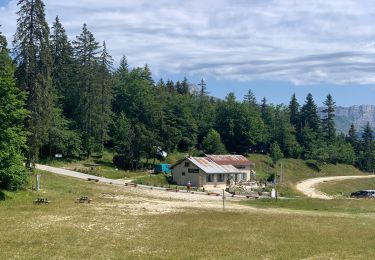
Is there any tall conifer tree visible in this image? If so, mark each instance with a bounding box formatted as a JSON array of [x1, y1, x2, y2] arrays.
[[322, 94, 336, 143], [50, 16, 75, 116], [13, 0, 53, 167], [97, 41, 113, 154], [73, 24, 100, 157]]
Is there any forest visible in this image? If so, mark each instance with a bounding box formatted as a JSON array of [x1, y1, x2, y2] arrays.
[[1, 0, 375, 191]]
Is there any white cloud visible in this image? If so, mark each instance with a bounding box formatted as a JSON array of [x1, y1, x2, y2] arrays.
[[1, 0, 375, 85]]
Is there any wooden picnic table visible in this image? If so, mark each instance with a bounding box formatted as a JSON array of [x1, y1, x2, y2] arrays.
[[77, 196, 92, 203], [33, 198, 50, 204]]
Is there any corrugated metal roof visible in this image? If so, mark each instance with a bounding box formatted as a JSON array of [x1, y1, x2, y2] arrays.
[[188, 157, 242, 174], [206, 154, 253, 166]]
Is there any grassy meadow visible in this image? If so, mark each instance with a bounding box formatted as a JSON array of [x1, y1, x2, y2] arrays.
[[1, 170, 375, 259], [317, 177, 375, 197], [249, 154, 366, 196]]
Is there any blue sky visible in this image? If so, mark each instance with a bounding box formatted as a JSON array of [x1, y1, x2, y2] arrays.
[[1, 0, 375, 106]]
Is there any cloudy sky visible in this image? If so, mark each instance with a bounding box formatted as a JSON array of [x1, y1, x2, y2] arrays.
[[1, 0, 375, 106]]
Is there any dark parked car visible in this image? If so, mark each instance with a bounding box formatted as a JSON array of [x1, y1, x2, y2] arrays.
[[350, 190, 375, 198]]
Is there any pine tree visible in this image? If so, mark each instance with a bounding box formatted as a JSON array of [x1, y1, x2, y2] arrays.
[[117, 55, 129, 79], [13, 0, 54, 167], [347, 123, 358, 152], [244, 89, 257, 107], [143, 64, 154, 86], [362, 122, 373, 151], [0, 30, 29, 190], [97, 41, 113, 154], [73, 23, 100, 157], [198, 78, 208, 96], [301, 93, 321, 134], [181, 77, 190, 95], [166, 79, 175, 93], [322, 94, 336, 143], [50, 16, 76, 117], [289, 93, 300, 128]]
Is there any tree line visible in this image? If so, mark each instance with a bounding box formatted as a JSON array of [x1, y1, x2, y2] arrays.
[[1, 0, 374, 190]]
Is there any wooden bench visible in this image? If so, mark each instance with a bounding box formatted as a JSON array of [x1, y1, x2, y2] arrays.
[[207, 192, 220, 196], [77, 196, 92, 203], [166, 188, 179, 192], [124, 183, 137, 187], [87, 178, 99, 182], [33, 198, 50, 204]]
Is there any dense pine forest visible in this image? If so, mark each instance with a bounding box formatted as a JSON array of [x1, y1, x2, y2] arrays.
[[1, 0, 375, 190]]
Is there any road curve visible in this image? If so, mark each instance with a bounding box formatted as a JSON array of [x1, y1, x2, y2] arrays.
[[296, 175, 375, 199]]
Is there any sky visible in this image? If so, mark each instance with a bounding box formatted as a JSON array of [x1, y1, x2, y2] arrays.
[[1, 0, 375, 106]]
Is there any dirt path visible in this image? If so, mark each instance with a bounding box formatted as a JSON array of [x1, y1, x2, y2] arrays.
[[36, 164, 130, 186], [296, 175, 375, 199]]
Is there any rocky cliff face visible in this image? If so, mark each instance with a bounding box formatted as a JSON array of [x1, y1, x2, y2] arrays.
[[319, 105, 375, 133]]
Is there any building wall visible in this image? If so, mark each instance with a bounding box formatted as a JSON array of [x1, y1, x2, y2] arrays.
[[172, 158, 205, 187], [172, 158, 255, 187], [233, 165, 256, 181]]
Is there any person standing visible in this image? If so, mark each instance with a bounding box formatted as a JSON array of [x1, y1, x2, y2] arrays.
[[187, 181, 192, 192]]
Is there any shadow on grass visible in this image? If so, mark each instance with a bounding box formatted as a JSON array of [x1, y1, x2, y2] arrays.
[[0, 191, 6, 201], [92, 160, 115, 167], [305, 160, 321, 172]]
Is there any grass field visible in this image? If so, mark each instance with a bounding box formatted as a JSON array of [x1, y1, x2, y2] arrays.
[[249, 154, 366, 196], [2, 171, 375, 259], [317, 177, 375, 197], [241, 198, 375, 214]]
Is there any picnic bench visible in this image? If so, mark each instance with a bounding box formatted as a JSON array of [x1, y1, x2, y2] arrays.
[[77, 196, 92, 203], [207, 192, 220, 196], [87, 178, 99, 182], [33, 198, 50, 204], [124, 183, 137, 187], [166, 188, 179, 192]]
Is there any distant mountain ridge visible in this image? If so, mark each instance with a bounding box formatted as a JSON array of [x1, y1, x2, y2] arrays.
[[319, 105, 375, 133]]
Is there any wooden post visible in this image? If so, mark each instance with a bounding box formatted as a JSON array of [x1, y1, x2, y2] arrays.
[[222, 189, 225, 210], [36, 175, 40, 192]]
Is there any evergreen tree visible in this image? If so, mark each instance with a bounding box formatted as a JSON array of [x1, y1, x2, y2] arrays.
[[288, 93, 300, 129], [301, 93, 321, 133], [117, 55, 129, 80], [243, 89, 257, 107], [50, 16, 75, 115], [322, 94, 336, 143], [202, 129, 226, 154], [97, 41, 113, 154], [13, 0, 54, 167], [0, 31, 29, 190], [143, 64, 154, 86], [362, 122, 373, 151], [198, 78, 208, 97], [73, 23, 100, 157], [166, 79, 175, 93], [347, 123, 359, 153]]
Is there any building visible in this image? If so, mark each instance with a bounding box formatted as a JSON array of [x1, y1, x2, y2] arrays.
[[171, 155, 255, 187]]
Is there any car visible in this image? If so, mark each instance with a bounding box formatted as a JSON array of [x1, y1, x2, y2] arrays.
[[350, 190, 375, 198]]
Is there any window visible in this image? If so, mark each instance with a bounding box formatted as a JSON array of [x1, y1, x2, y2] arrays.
[[242, 173, 247, 180], [184, 162, 190, 167], [188, 168, 199, 173], [217, 174, 224, 182], [206, 174, 213, 183], [182, 172, 185, 176]]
